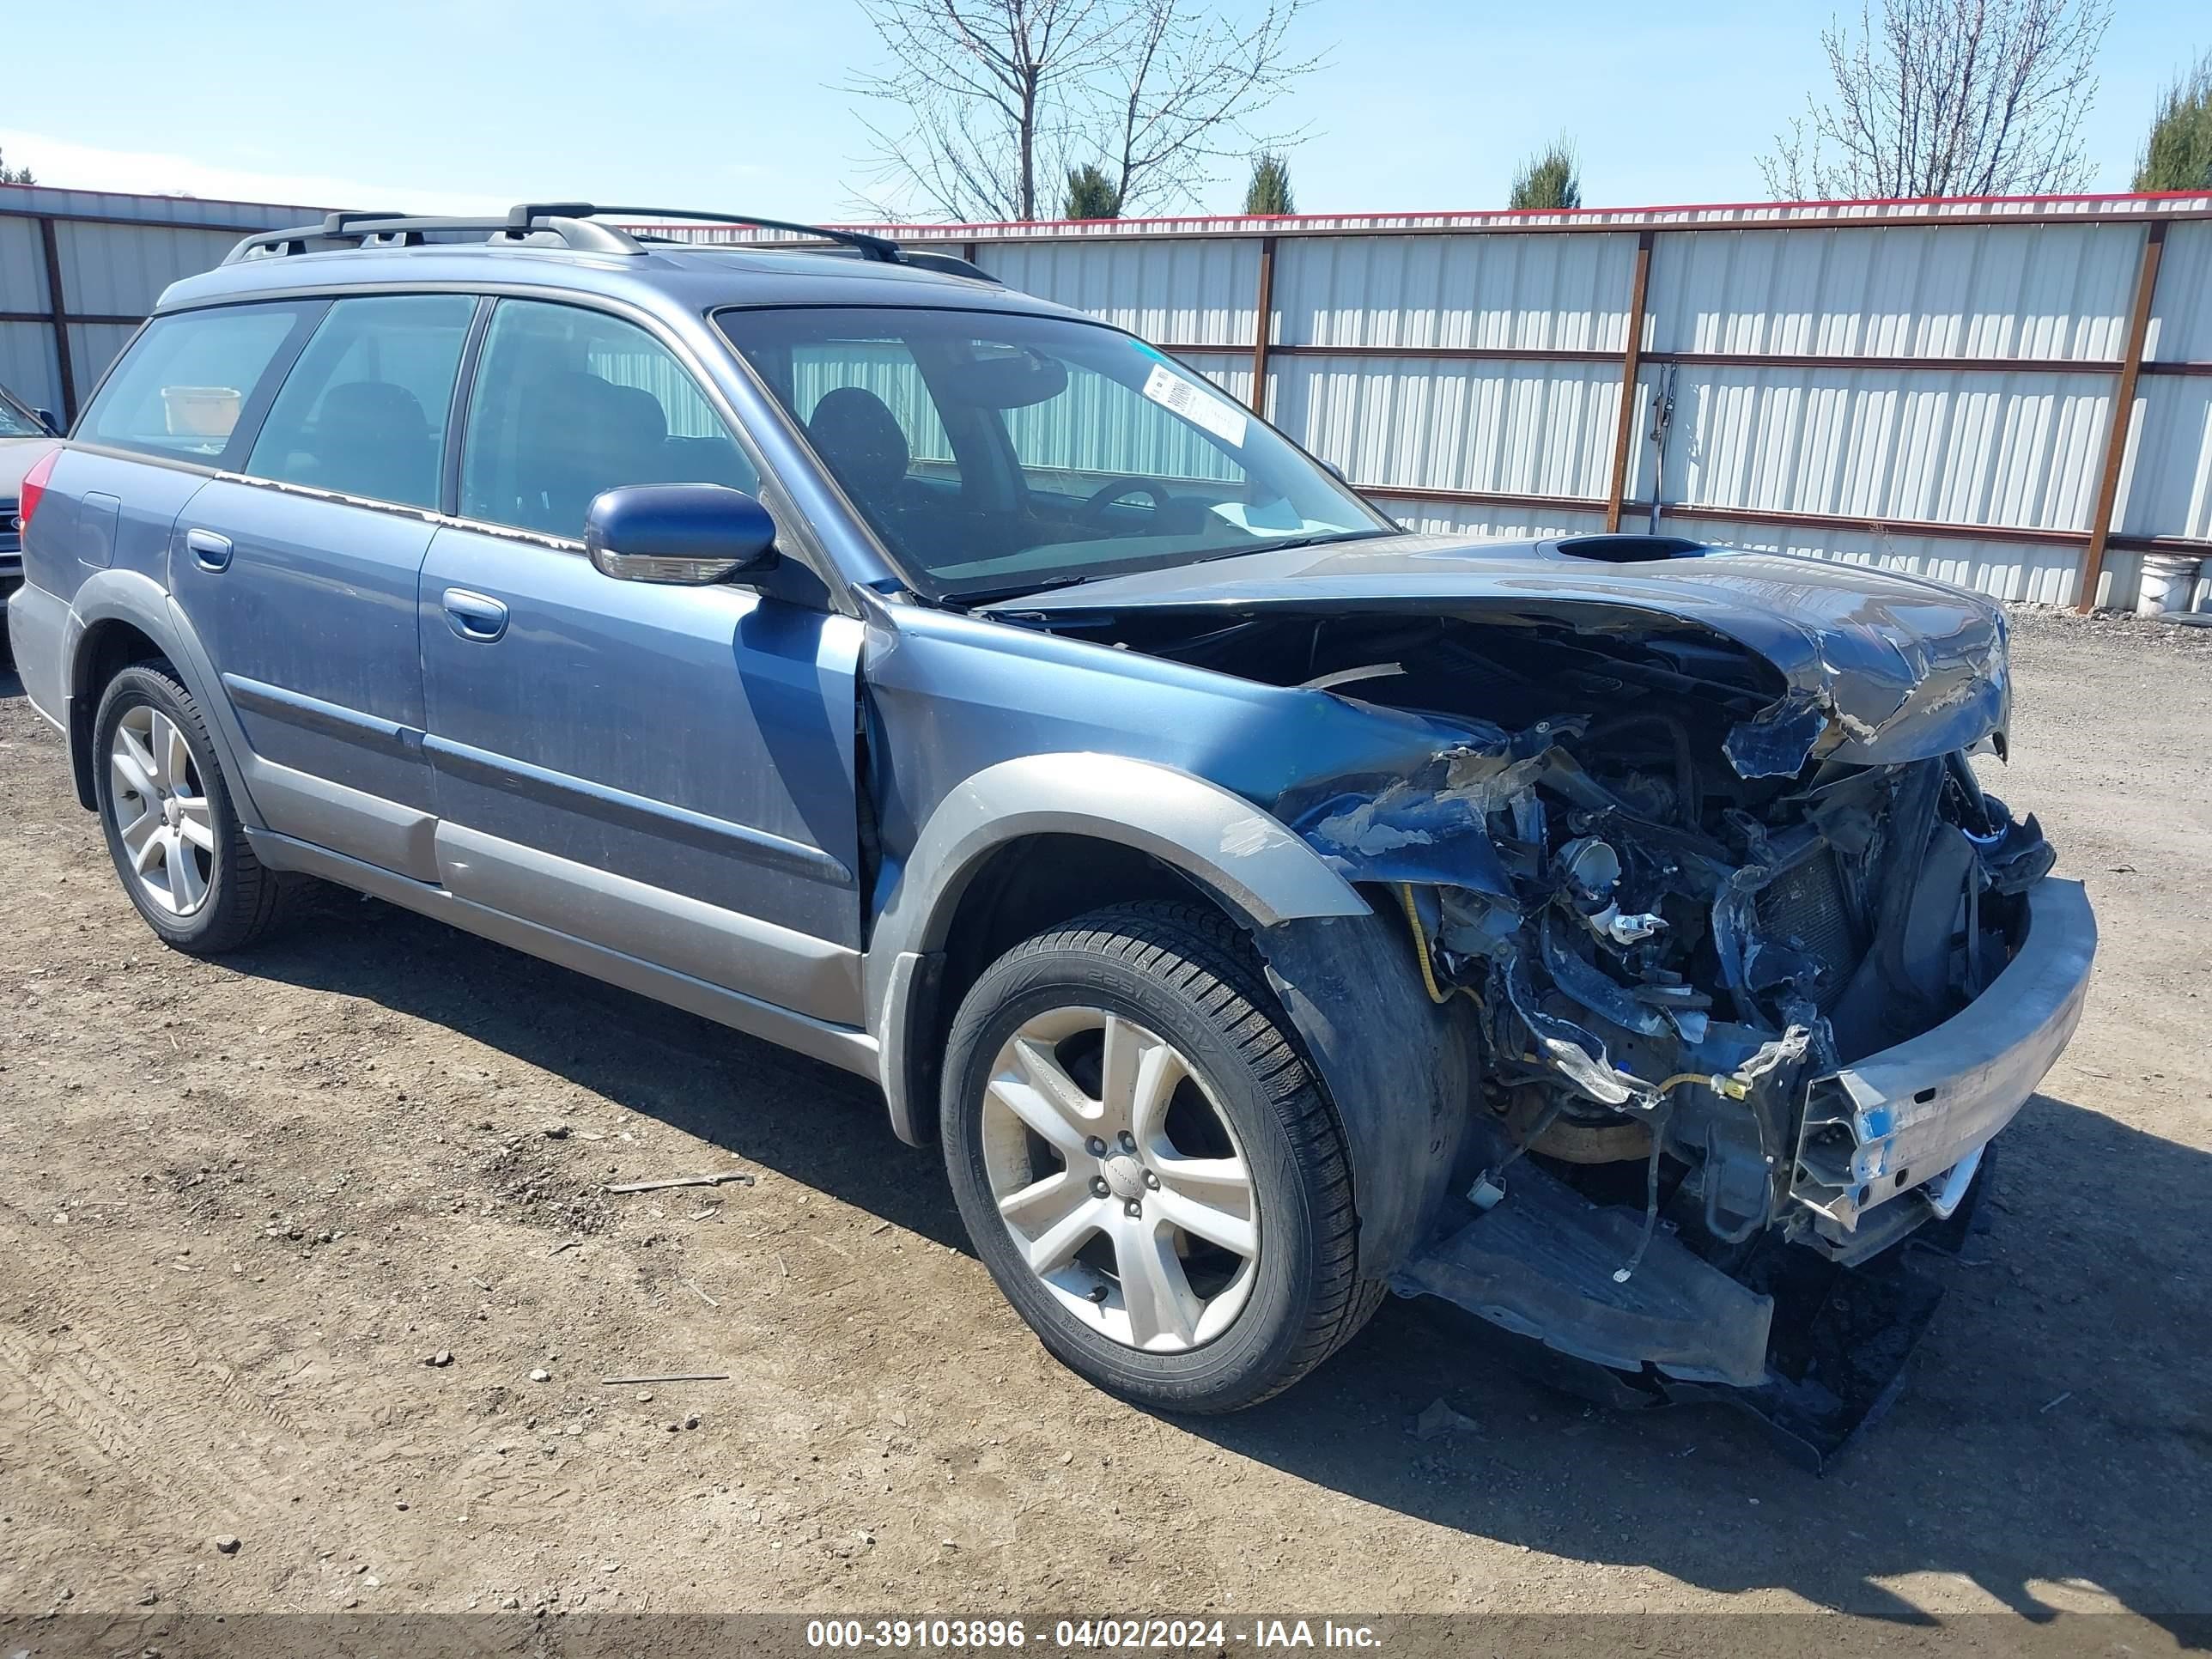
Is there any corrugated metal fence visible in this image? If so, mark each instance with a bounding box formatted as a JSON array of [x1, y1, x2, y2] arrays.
[[650, 192, 2212, 612], [0, 183, 325, 429], [7, 184, 2209, 611]]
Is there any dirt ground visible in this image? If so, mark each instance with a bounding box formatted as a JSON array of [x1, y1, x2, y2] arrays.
[[1, 607, 2208, 1650]]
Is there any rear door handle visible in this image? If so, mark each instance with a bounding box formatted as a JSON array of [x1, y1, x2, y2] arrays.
[[185, 528, 233, 572], [441, 587, 509, 642]]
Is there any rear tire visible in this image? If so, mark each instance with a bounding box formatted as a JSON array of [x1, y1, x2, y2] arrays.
[[942, 900, 1376, 1413], [92, 662, 287, 955]]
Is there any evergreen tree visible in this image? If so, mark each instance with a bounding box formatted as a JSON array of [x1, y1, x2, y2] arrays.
[[1244, 152, 1295, 214], [1510, 137, 1581, 210], [2133, 51, 2212, 191]]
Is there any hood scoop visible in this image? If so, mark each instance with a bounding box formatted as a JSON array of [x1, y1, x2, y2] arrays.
[[1553, 534, 1711, 563]]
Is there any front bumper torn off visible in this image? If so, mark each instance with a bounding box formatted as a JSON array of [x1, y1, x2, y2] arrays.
[[1390, 876, 2097, 1455]]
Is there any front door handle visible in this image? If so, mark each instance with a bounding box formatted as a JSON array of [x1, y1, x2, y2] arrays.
[[185, 528, 233, 572], [441, 587, 509, 642]]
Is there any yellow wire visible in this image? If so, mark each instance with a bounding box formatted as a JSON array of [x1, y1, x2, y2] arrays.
[[1397, 883, 1474, 1006], [1656, 1072, 1747, 1099]]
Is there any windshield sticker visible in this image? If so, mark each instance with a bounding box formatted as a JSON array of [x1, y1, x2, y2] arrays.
[[1142, 363, 1249, 449]]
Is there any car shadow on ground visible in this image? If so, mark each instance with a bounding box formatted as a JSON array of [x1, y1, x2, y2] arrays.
[[142, 885, 2212, 1638]]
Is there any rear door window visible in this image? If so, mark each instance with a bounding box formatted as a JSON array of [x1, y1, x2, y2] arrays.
[[245, 295, 477, 510], [458, 299, 758, 538], [79, 302, 314, 464]]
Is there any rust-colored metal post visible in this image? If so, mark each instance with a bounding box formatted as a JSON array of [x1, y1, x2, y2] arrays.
[[1249, 234, 1278, 416], [1602, 230, 1655, 533], [2077, 218, 2168, 613], [38, 216, 77, 422]]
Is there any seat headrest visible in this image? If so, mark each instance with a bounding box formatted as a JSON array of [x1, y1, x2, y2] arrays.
[[807, 386, 910, 499], [316, 380, 429, 438], [604, 382, 668, 448]]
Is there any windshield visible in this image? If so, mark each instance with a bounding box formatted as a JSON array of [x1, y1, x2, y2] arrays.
[[0, 390, 44, 439], [717, 306, 1396, 599]]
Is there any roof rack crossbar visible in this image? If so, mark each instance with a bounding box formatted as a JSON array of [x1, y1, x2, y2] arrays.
[[224, 208, 645, 264]]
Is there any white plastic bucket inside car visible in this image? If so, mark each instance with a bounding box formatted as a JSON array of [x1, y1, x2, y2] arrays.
[[161, 385, 243, 440]]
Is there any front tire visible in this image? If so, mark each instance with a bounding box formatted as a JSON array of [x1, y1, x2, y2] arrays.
[[941, 900, 1376, 1413], [92, 662, 286, 955]]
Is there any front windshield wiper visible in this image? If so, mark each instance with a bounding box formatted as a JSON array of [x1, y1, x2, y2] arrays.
[[945, 572, 1111, 608], [1201, 528, 1395, 561], [951, 530, 1398, 609]]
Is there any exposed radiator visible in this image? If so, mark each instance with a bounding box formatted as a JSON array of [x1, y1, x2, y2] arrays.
[[1759, 848, 1863, 1012]]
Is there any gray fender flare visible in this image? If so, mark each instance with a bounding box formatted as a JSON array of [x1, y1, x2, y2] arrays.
[[64, 570, 266, 828], [866, 751, 1367, 1141], [866, 752, 1482, 1278]]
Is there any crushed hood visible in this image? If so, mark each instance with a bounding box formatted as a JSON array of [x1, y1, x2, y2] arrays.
[[979, 535, 2010, 776]]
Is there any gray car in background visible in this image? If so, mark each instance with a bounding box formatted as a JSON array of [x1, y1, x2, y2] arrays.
[[5, 204, 2095, 1459]]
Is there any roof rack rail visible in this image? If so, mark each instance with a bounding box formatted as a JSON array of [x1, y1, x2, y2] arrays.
[[225, 205, 641, 264], [221, 202, 992, 276], [586, 206, 905, 264]]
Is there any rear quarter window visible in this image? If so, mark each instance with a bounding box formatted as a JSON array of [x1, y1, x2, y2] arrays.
[[80, 302, 314, 465]]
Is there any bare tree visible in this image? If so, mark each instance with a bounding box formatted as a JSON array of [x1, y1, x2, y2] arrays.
[[846, 0, 1120, 222], [847, 0, 1320, 222], [1759, 0, 2112, 200], [1094, 0, 1318, 214]]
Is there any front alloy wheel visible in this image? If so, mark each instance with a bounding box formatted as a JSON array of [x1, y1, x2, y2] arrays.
[[981, 1006, 1260, 1353], [943, 901, 1379, 1413]]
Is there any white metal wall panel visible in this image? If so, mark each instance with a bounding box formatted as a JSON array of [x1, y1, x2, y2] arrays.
[[1674, 514, 2091, 607], [0, 321, 61, 413], [1651, 367, 2111, 532], [57, 222, 245, 317], [0, 185, 321, 230], [2, 186, 2205, 610], [2119, 377, 2212, 542], [1645, 223, 2139, 360], [976, 240, 1258, 346], [1271, 233, 1636, 351], [66, 322, 139, 404], [1366, 495, 1606, 542], [1271, 356, 1618, 500], [0, 215, 49, 313], [2145, 221, 2212, 362]]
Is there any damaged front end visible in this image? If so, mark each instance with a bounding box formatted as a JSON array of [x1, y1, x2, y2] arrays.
[[994, 548, 2097, 1463], [1288, 623, 2088, 1459], [1296, 704, 2059, 1266]]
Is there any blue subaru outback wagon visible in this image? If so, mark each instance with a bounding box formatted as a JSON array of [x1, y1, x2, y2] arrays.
[[9, 205, 2094, 1443]]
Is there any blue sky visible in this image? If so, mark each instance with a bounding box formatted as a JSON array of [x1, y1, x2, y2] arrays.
[[3, 0, 2203, 218]]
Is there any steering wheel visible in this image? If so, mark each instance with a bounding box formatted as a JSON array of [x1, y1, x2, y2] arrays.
[[1079, 477, 1173, 526]]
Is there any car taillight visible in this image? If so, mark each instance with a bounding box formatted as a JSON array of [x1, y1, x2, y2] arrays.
[[16, 447, 58, 536]]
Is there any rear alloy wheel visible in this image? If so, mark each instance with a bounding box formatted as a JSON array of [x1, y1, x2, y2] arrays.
[[943, 901, 1377, 1413], [108, 702, 216, 917], [93, 662, 288, 954]]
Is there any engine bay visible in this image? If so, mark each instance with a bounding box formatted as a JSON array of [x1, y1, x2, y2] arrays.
[[1048, 606, 2057, 1272]]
